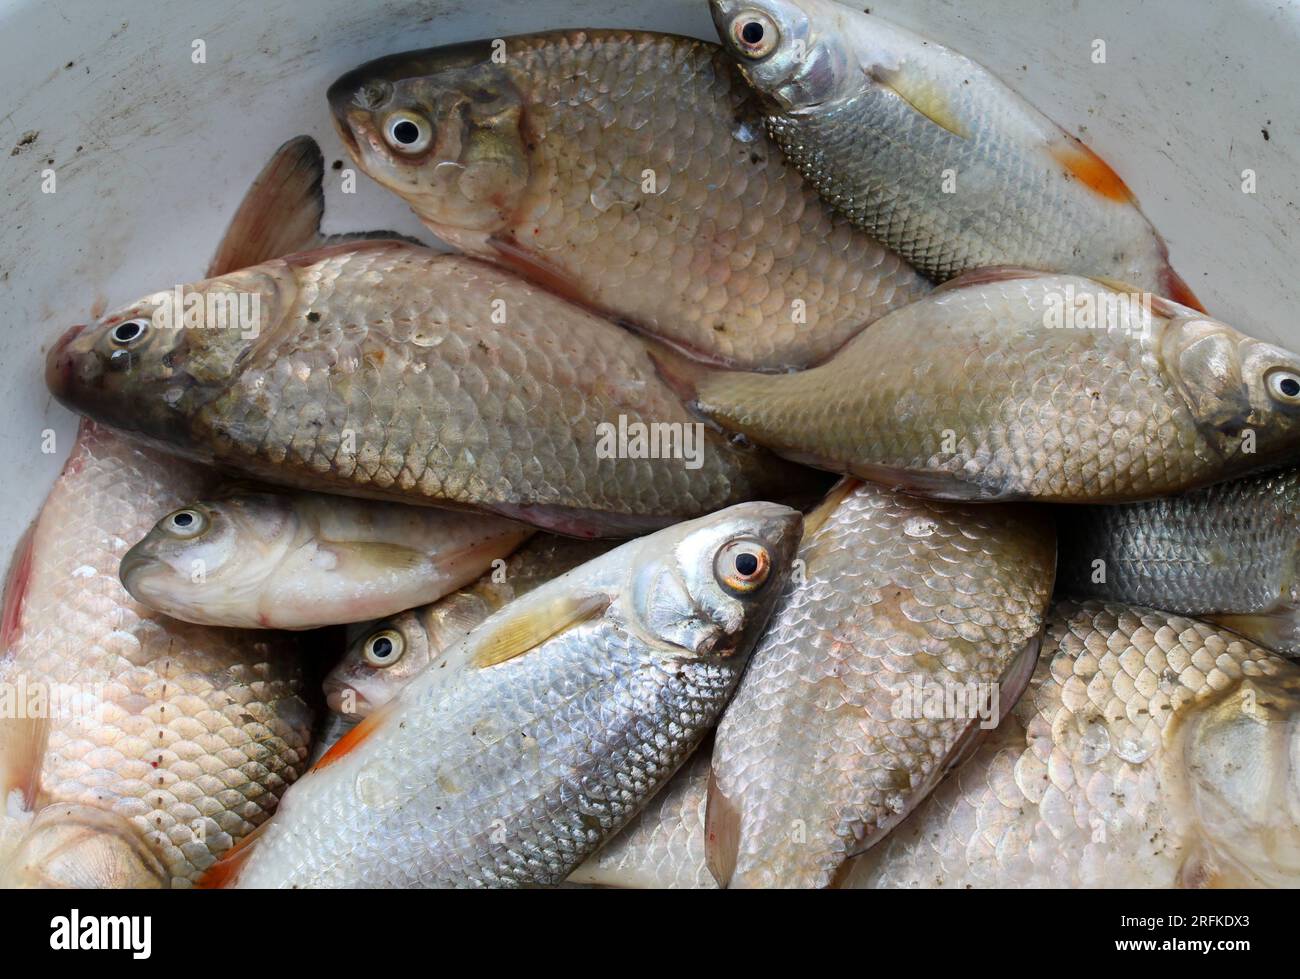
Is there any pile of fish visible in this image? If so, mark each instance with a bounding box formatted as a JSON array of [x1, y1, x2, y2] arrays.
[[4, 1, 1299, 889]]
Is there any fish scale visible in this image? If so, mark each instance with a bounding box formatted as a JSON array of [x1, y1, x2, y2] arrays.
[[1058, 467, 1300, 655], [48, 247, 817, 538], [696, 273, 1300, 502], [216, 503, 800, 888], [845, 600, 1300, 888], [328, 30, 930, 371], [707, 480, 1054, 888], [0, 422, 311, 887]]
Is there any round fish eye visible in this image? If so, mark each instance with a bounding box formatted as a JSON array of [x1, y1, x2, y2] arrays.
[[163, 508, 208, 540], [363, 629, 405, 668], [111, 319, 149, 346], [383, 112, 432, 154], [714, 538, 772, 594], [1266, 368, 1300, 405], [732, 11, 779, 59]]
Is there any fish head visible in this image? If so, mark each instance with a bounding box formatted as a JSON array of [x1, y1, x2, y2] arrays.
[[626, 501, 802, 660], [1180, 671, 1300, 886], [328, 43, 530, 234], [1161, 315, 1300, 464], [45, 267, 293, 443], [710, 0, 858, 111], [325, 611, 433, 718], [119, 493, 298, 628], [0, 804, 168, 888]]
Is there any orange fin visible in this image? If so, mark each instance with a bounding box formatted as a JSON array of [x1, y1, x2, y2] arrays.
[[1049, 139, 1136, 203], [311, 696, 397, 773], [197, 819, 270, 888], [1159, 266, 1207, 313], [209, 136, 326, 276]]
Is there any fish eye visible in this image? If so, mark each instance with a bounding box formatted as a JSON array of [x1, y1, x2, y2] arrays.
[[110, 319, 149, 346], [163, 508, 209, 540], [714, 537, 772, 594], [383, 112, 432, 154], [363, 629, 405, 668], [1266, 368, 1300, 405], [731, 11, 779, 59]]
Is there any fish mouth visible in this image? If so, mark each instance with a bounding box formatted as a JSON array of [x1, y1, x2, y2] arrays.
[[44, 323, 86, 400], [118, 547, 165, 599], [324, 682, 370, 719]]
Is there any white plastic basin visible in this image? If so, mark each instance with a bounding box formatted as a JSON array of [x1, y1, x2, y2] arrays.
[[2, 0, 1297, 564]]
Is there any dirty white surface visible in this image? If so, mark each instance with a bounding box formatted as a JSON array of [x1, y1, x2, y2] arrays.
[[0, 0, 1296, 566]]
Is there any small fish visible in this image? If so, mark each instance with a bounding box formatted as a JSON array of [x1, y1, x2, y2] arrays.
[[706, 479, 1055, 888], [709, 0, 1201, 306], [327, 30, 929, 371], [1057, 467, 1300, 655], [120, 490, 532, 630], [844, 600, 1300, 888], [0, 422, 313, 888], [324, 535, 612, 718], [202, 502, 801, 888], [692, 271, 1300, 503], [568, 746, 717, 890]]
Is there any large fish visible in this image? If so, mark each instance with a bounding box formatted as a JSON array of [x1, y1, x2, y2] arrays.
[[706, 479, 1055, 888], [1057, 467, 1300, 656], [324, 535, 612, 718], [692, 271, 1300, 503], [709, 0, 1201, 306], [202, 502, 801, 888], [120, 489, 532, 630], [45, 243, 821, 539], [0, 422, 313, 888], [845, 600, 1300, 888], [327, 30, 929, 371]]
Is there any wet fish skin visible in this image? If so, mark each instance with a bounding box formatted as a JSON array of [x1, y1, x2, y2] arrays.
[[845, 600, 1300, 888], [210, 502, 801, 888], [695, 272, 1300, 503], [569, 747, 716, 889], [707, 479, 1055, 888], [327, 30, 930, 371], [119, 489, 531, 630], [45, 245, 819, 538], [709, 0, 1199, 305], [0, 422, 312, 888], [324, 535, 612, 718], [1057, 467, 1300, 656]]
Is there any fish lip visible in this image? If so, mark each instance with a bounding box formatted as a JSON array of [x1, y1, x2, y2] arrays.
[[118, 547, 164, 598], [44, 323, 86, 399], [323, 683, 369, 718]]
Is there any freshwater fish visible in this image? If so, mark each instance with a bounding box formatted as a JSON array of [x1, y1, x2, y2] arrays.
[[709, 0, 1201, 306], [693, 271, 1300, 502], [569, 746, 716, 889], [202, 502, 800, 888], [328, 29, 929, 371], [844, 600, 1300, 888], [120, 490, 532, 630], [1058, 467, 1300, 655], [324, 535, 612, 718], [706, 479, 1055, 888], [45, 244, 821, 538], [0, 422, 313, 888]]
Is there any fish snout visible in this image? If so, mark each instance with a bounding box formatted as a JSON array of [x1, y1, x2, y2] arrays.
[[44, 323, 87, 399]]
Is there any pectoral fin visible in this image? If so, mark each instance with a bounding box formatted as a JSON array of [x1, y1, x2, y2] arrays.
[[870, 65, 970, 139], [0, 713, 49, 812], [1207, 608, 1300, 657], [471, 594, 610, 669]]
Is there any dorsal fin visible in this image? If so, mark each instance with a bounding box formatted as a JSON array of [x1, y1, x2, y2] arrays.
[[208, 136, 326, 277]]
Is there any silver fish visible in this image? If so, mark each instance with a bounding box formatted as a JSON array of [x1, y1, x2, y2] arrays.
[[204, 502, 801, 888]]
